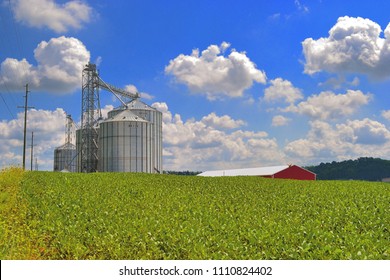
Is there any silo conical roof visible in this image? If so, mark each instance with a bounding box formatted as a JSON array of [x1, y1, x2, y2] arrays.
[[108, 99, 157, 117], [55, 142, 76, 150], [127, 99, 157, 111], [103, 108, 148, 123]]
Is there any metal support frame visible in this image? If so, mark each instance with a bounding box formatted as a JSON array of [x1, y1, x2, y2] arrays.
[[65, 114, 74, 144], [79, 62, 139, 173], [63, 114, 76, 171], [80, 63, 101, 173]]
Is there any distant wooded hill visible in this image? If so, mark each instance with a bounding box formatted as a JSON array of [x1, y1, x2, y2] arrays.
[[163, 170, 202, 176], [306, 157, 390, 181]]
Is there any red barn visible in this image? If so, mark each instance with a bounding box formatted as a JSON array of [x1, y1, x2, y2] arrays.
[[198, 165, 316, 180]]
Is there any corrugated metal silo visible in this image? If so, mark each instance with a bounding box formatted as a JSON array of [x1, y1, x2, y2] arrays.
[[107, 99, 163, 173], [99, 109, 152, 172], [127, 99, 163, 173], [107, 106, 123, 119], [53, 142, 77, 172]]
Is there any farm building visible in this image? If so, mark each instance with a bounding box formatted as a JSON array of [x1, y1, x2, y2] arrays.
[[71, 63, 162, 174], [197, 165, 316, 180]]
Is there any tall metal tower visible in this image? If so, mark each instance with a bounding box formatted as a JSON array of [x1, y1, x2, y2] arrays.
[[79, 63, 139, 173], [80, 63, 101, 172], [54, 113, 77, 172], [65, 114, 75, 145]]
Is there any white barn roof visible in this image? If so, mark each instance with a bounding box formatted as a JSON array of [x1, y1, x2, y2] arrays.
[[197, 165, 290, 177]]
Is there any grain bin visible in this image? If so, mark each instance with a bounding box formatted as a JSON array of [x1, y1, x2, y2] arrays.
[[128, 99, 162, 173], [98, 109, 152, 172], [107, 99, 163, 173], [53, 142, 77, 172]]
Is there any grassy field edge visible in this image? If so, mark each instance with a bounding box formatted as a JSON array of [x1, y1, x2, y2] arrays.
[[1, 169, 389, 260]]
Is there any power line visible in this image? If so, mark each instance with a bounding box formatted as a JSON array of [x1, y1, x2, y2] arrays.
[[0, 3, 20, 112], [5, 0, 30, 85], [0, 0, 29, 121], [0, 91, 16, 119], [7, 0, 24, 58], [0, 0, 13, 52]]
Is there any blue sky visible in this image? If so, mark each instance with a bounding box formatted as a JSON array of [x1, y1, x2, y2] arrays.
[[2, 0, 390, 171]]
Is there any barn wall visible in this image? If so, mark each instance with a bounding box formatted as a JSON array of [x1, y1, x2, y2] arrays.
[[273, 165, 316, 180]]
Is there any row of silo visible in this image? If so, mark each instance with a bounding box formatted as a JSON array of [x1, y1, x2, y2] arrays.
[[55, 98, 162, 173], [99, 109, 152, 172], [103, 99, 162, 173], [99, 99, 162, 173]]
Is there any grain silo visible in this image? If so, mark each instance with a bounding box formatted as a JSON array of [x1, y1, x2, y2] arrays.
[[76, 62, 163, 173], [98, 109, 152, 172], [54, 115, 77, 172], [108, 99, 163, 173], [128, 99, 162, 173], [53, 142, 77, 172]]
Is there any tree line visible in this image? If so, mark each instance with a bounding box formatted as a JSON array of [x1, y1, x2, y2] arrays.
[[306, 157, 390, 181]]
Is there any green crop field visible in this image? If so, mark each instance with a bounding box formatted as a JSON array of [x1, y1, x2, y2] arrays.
[[0, 167, 389, 260]]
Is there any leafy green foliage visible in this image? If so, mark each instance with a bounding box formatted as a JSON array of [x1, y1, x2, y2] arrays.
[[0, 167, 40, 259], [1, 170, 389, 259], [306, 157, 390, 181]]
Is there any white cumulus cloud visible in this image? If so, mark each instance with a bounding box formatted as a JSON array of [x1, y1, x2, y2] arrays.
[[125, 84, 154, 100], [0, 36, 90, 93], [303, 16, 390, 78], [381, 110, 390, 121], [272, 115, 290, 127], [165, 42, 266, 100], [10, 0, 93, 33], [264, 78, 303, 104], [152, 102, 284, 171], [337, 118, 390, 145], [0, 58, 39, 90], [201, 112, 246, 130], [0, 108, 68, 170], [285, 90, 371, 120], [284, 119, 390, 163]]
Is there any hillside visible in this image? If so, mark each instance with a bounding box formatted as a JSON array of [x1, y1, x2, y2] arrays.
[[1, 168, 389, 260], [306, 157, 390, 181]]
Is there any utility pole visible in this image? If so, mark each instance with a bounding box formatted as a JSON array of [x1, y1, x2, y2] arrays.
[[30, 131, 34, 171], [18, 84, 34, 170]]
